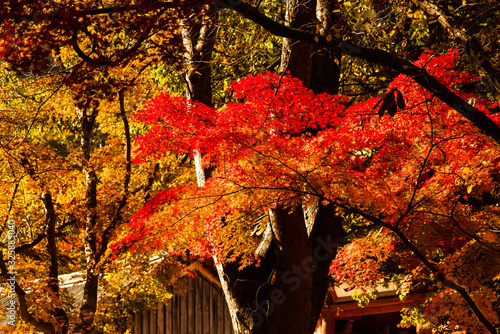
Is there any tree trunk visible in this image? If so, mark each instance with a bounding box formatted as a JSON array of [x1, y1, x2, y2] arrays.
[[182, 2, 344, 333], [281, 0, 341, 95], [311, 0, 341, 95], [215, 204, 344, 334], [279, 0, 315, 86], [42, 192, 69, 333], [78, 102, 100, 333], [181, 5, 217, 186], [211, 1, 345, 333]]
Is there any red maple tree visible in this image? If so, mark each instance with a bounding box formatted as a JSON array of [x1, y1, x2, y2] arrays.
[[123, 49, 500, 333]]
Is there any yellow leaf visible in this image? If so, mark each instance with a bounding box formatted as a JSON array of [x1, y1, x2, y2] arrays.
[[414, 10, 424, 19], [467, 185, 473, 194], [314, 36, 319, 42]]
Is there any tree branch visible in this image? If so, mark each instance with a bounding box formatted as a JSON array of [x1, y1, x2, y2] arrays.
[[99, 90, 132, 261], [3, 182, 19, 225], [15, 220, 76, 254], [0, 252, 56, 334], [220, 0, 500, 147], [72, 29, 95, 63], [324, 198, 498, 334], [412, 0, 500, 103], [79, 103, 99, 332]]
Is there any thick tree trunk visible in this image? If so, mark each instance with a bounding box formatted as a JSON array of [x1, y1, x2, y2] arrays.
[[279, 0, 315, 86], [184, 2, 344, 333], [215, 204, 344, 334], [213, 1, 345, 333], [311, 0, 341, 95], [280, 0, 341, 95]]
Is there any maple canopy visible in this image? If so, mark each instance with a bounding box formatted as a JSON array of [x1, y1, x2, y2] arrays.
[[0, 0, 213, 103], [123, 50, 500, 332]]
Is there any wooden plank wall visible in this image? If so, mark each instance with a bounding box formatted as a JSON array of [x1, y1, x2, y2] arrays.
[[133, 274, 234, 334]]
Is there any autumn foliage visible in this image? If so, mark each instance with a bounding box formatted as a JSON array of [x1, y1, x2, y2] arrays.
[[123, 50, 500, 332]]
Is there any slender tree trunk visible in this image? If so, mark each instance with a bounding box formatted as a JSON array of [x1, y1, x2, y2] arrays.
[[74, 92, 133, 333], [181, 5, 217, 186], [42, 192, 70, 333], [77, 102, 100, 333]]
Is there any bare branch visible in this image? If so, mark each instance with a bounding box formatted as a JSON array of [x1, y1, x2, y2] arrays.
[[99, 90, 132, 260]]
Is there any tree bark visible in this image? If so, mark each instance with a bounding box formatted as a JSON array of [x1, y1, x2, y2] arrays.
[[215, 203, 344, 334], [280, 0, 341, 95], [181, 5, 217, 186], [78, 103, 100, 333], [42, 192, 70, 333], [279, 0, 315, 87], [311, 0, 341, 95]]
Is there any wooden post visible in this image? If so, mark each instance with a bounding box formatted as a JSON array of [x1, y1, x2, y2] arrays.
[[150, 307, 157, 334], [158, 302, 165, 334], [323, 310, 336, 334], [134, 312, 142, 334], [142, 310, 149, 334]]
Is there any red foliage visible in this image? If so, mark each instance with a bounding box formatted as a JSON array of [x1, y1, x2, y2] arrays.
[[0, 0, 208, 93], [121, 51, 500, 331], [124, 50, 500, 260]]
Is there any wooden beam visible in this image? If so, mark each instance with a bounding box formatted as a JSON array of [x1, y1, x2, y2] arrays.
[[324, 294, 428, 319], [190, 262, 222, 288]]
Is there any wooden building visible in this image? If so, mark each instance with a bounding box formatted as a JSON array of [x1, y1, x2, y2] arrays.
[[133, 263, 234, 334], [134, 266, 433, 334], [2, 263, 435, 333], [315, 283, 429, 334]]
